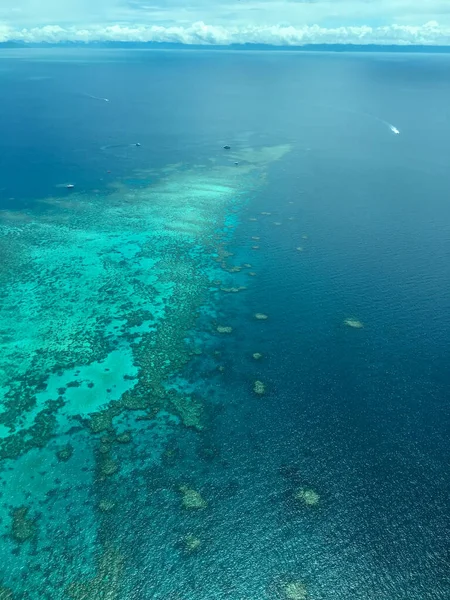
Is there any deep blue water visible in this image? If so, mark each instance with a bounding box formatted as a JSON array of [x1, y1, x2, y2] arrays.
[[0, 49, 449, 599]]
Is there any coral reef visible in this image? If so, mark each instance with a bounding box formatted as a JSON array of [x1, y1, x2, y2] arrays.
[[179, 486, 207, 509], [98, 499, 116, 512], [0, 400, 62, 460], [169, 391, 204, 431], [11, 507, 36, 542], [295, 488, 320, 506], [283, 582, 307, 600], [88, 410, 116, 434], [56, 443, 74, 462], [344, 318, 364, 329], [99, 443, 111, 454], [268, 575, 308, 600], [217, 326, 233, 333], [253, 381, 266, 395], [99, 454, 119, 478], [0, 143, 292, 597], [183, 534, 201, 553], [66, 545, 124, 600]]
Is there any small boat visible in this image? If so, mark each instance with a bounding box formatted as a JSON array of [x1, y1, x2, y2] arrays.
[[66, 184, 75, 189], [135, 143, 141, 147]]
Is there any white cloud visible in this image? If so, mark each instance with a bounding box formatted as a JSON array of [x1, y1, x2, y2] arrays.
[[1, 20, 450, 45], [2, 0, 450, 27], [1, 0, 450, 45]]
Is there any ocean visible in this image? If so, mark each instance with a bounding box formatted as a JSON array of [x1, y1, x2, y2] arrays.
[[0, 48, 449, 600]]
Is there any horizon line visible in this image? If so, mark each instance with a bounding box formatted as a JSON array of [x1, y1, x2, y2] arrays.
[[2, 41, 450, 53]]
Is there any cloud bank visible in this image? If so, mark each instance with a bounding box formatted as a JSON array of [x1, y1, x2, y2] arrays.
[[1, 20, 450, 46], [1, 0, 450, 46]]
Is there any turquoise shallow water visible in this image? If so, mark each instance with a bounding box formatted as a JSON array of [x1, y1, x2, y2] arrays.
[[0, 49, 449, 600]]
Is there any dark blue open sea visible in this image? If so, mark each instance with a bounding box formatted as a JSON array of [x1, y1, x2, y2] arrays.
[[0, 48, 449, 600]]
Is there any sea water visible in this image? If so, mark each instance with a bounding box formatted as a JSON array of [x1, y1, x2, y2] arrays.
[[0, 49, 449, 600]]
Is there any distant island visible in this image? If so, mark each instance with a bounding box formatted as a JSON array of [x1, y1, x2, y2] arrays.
[[1, 41, 450, 53]]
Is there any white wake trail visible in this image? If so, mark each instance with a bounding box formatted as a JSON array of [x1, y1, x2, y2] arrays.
[[388, 123, 400, 135], [353, 110, 400, 135], [321, 104, 400, 135], [374, 116, 400, 135], [84, 93, 110, 103]]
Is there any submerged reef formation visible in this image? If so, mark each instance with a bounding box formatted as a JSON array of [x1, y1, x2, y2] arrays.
[[11, 507, 36, 542], [0, 143, 291, 597], [56, 444, 73, 462], [269, 576, 308, 600], [179, 486, 207, 510], [183, 534, 202, 553], [283, 582, 308, 600], [295, 488, 320, 506], [169, 392, 204, 431], [344, 318, 364, 329], [66, 545, 124, 600], [98, 499, 116, 513], [253, 381, 266, 395], [99, 455, 119, 478]]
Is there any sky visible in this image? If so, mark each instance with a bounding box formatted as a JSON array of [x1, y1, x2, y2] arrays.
[[1, 0, 450, 45]]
